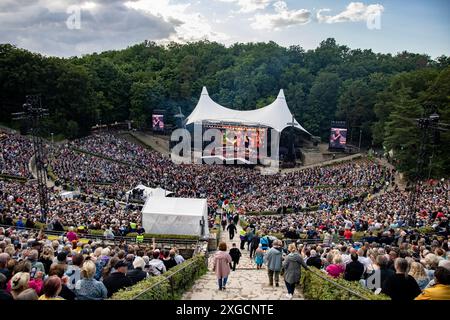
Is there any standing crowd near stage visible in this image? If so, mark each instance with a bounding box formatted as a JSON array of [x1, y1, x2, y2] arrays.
[[0, 129, 449, 300]]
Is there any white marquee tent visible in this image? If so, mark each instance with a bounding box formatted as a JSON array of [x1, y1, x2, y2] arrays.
[[186, 87, 310, 135], [141, 197, 209, 237]]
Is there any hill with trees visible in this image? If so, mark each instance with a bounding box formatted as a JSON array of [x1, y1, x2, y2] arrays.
[[0, 38, 448, 177]]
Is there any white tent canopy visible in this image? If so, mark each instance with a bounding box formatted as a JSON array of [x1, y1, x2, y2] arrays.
[[141, 197, 209, 237], [59, 191, 80, 200], [126, 184, 173, 202], [186, 87, 310, 134]]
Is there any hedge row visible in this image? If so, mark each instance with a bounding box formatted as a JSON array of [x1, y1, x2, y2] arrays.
[[125, 232, 199, 240], [300, 267, 390, 300], [0, 174, 28, 182], [245, 206, 320, 216], [111, 254, 208, 300], [10, 219, 199, 240], [46, 164, 58, 182], [71, 147, 144, 169]]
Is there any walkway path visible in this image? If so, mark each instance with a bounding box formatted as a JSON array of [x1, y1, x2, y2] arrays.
[[128, 131, 170, 156], [182, 223, 304, 300], [29, 155, 55, 188]]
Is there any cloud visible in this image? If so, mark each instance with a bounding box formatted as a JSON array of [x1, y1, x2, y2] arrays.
[[317, 2, 384, 24], [125, 0, 230, 43], [250, 1, 311, 30], [217, 0, 273, 13], [0, 0, 178, 57]]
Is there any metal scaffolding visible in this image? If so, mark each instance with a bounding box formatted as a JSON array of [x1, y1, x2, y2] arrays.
[[12, 95, 49, 223]]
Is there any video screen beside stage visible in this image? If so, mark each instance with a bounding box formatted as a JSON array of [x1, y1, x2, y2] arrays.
[[329, 127, 347, 149], [152, 114, 164, 131], [203, 123, 268, 160]]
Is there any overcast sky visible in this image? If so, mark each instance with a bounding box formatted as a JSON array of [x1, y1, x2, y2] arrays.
[[0, 0, 448, 58]]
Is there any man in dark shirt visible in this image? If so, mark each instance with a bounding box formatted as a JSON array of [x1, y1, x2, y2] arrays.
[[250, 234, 260, 259], [344, 253, 365, 281], [162, 250, 177, 271], [103, 260, 133, 298], [382, 258, 422, 300], [227, 222, 237, 240], [284, 227, 299, 240], [306, 228, 317, 239], [52, 218, 64, 232], [229, 243, 242, 271], [127, 257, 148, 285], [306, 250, 322, 269]]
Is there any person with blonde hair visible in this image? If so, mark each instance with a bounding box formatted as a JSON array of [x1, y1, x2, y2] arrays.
[[39, 246, 54, 275], [409, 261, 430, 290], [325, 254, 345, 278], [10, 272, 30, 299], [423, 253, 440, 282], [74, 260, 108, 300], [7, 260, 44, 295], [283, 243, 308, 299], [415, 267, 450, 300]]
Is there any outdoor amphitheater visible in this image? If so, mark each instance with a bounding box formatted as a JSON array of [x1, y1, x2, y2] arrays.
[[0, 1, 449, 309]]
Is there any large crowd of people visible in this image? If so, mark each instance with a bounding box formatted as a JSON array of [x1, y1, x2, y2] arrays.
[[0, 131, 34, 179], [0, 129, 448, 300], [242, 180, 449, 240], [0, 179, 143, 236], [219, 209, 449, 300], [50, 133, 393, 213], [0, 224, 186, 300]]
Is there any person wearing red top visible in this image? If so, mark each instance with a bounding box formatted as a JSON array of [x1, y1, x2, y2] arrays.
[[344, 229, 353, 240]]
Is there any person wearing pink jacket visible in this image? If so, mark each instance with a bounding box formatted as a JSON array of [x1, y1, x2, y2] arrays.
[[213, 242, 232, 290]]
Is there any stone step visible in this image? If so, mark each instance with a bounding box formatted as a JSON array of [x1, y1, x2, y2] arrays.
[[183, 222, 305, 301]]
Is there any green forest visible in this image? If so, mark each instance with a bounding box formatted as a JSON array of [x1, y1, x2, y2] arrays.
[[0, 38, 449, 177]]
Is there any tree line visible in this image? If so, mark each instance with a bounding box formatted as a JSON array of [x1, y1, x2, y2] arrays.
[[0, 38, 448, 177]]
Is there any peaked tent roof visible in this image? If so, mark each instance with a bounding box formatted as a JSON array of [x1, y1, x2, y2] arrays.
[[185, 87, 310, 134]]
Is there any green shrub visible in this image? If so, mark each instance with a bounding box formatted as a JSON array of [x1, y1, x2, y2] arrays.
[[353, 231, 366, 241], [111, 254, 207, 300], [239, 218, 249, 228], [300, 267, 390, 300], [46, 164, 58, 181], [71, 147, 144, 169], [417, 226, 435, 234], [34, 222, 46, 230], [125, 233, 199, 240], [88, 229, 105, 236], [244, 206, 319, 216], [269, 232, 284, 239], [0, 174, 27, 182]]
